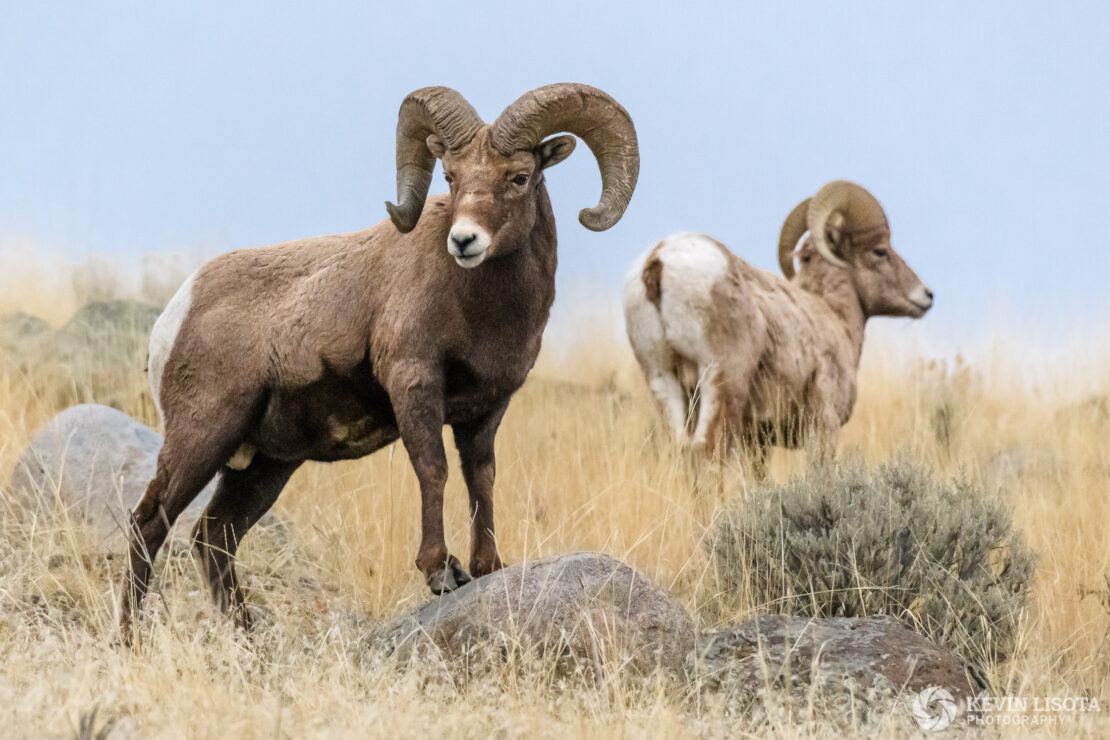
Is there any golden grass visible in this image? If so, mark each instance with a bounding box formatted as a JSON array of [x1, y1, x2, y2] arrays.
[[0, 254, 1108, 737]]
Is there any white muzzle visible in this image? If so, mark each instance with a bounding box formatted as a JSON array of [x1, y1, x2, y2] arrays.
[[447, 218, 491, 268]]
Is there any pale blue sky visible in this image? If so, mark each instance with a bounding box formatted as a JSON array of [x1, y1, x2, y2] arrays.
[[2, 2, 1108, 346]]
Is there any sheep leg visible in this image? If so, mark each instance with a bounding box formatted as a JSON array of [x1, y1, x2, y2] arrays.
[[453, 402, 509, 578], [648, 371, 692, 445], [700, 358, 765, 461], [192, 455, 299, 630], [391, 366, 470, 595], [119, 426, 245, 640], [690, 364, 724, 453]]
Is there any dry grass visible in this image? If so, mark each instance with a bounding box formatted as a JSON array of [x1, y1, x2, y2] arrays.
[[0, 251, 1108, 737]]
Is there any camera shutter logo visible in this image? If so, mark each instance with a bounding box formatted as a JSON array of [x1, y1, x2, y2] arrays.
[[913, 686, 958, 731]]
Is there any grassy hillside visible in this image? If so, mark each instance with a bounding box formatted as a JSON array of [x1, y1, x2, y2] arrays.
[[0, 256, 1106, 737]]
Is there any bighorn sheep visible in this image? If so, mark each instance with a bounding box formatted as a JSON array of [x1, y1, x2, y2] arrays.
[[120, 84, 638, 634], [623, 181, 931, 468]]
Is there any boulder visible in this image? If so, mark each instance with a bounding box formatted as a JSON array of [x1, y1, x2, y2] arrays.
[[8, 404, 215, 547], [691, 614, 979, 705], [377, 552, 695, 677]]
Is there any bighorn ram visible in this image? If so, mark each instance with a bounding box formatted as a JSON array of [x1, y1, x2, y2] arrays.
[[120, 84, 638, 634], [623, 181, 931, 469]]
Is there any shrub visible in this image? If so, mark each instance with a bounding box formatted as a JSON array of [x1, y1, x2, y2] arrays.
[[1, 301, 159, 416], [704, 459, 1037, 666]]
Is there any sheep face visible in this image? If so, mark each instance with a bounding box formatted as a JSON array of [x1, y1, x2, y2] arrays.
[[429, 129, 576, 268], [838, 229, 933, 318]]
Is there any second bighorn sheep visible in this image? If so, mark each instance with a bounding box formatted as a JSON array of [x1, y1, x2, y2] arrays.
[[623, 181, 931, 468], [120, 84, 639, 635]]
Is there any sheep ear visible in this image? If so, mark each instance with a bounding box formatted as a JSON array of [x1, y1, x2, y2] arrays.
[[537, 135, 576, 169], [826, 211, 847, 253], [426, 134, 447, 159]]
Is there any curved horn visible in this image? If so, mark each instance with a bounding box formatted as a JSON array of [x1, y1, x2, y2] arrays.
[[491, 83, 639, 232], [806, 180, 889, 269], [385, 87, 484, 233], [777, 197, 811, 279]]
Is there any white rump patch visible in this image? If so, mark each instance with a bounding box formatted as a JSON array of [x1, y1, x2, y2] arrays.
[[621, 252, 662, 359], [652, 233, 728, 365], [623, 234, 733, 447], [623, 253, 690, 442], [148, 270, 197, 421]]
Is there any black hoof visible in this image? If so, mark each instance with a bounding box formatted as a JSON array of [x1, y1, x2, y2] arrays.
[[426, 559, 472, 595]]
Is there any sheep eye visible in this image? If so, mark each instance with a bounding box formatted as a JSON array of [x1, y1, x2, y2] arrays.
[[873, 248, 888, 258], [443, 172, 453, 184], [512, 173, 529, 186]]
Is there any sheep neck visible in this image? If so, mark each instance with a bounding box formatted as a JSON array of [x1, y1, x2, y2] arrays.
[[447, 184, 559, 339], [802, 268, 868, 365]]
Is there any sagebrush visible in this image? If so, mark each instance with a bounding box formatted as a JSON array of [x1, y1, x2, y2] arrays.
[[705, 460, 1038, 666]]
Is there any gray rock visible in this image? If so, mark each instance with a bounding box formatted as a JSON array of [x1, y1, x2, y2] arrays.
[[377, 552, 695, 677], [691, 614, 979, 705], [8, 404, 215, 547]]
